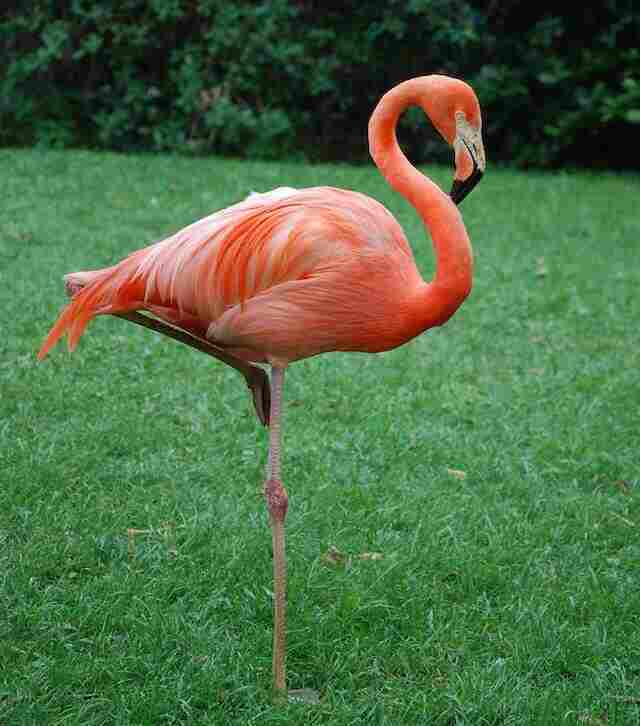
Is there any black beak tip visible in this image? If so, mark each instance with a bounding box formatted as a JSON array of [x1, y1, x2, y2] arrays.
[[450, 169, 483, 206], [450, 179, 466, 205]]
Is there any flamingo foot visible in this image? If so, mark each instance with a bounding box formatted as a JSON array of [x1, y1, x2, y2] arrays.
[[288, 688, 321, 705], [247, 367, 271, 427]]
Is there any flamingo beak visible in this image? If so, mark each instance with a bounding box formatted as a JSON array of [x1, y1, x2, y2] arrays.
[[450, 139, 484, 205]]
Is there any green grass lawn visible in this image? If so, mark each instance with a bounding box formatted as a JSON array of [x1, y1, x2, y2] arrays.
[[1, 148, 639, 725]]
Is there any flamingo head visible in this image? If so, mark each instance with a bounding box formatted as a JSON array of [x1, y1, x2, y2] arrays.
[[368, 74, 486, 205], [419, 76, 485, 205]]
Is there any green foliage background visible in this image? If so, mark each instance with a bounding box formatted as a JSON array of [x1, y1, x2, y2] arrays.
[[1, 0, 639, 167]]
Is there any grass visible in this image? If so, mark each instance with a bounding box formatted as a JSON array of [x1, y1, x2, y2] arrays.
[[1, 147, 639, 725]]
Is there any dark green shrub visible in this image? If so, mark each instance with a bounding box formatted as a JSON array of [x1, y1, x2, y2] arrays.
[[472, 2, 640, 167], [1, 0, 638, 168]]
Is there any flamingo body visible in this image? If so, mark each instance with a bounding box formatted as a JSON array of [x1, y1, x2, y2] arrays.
[[39, 185, 471, 366]]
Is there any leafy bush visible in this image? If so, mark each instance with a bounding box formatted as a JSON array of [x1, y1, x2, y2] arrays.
[[1, 0, 638, 167], [472, 2, 640, 167]]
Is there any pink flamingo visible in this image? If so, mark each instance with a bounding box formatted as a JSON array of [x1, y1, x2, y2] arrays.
[[39, 75, 485, 697]]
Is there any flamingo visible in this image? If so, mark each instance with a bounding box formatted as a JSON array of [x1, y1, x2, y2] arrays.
[[38, 75, 485, 698]]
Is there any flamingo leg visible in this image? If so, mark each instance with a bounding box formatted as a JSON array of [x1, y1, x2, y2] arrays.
[[62, 280, 270, 424], [113, 311, 271, 425], [264, 365, 288, 696]]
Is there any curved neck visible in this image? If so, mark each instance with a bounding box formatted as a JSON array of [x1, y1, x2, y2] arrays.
[[368, 77, 473, 324]]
